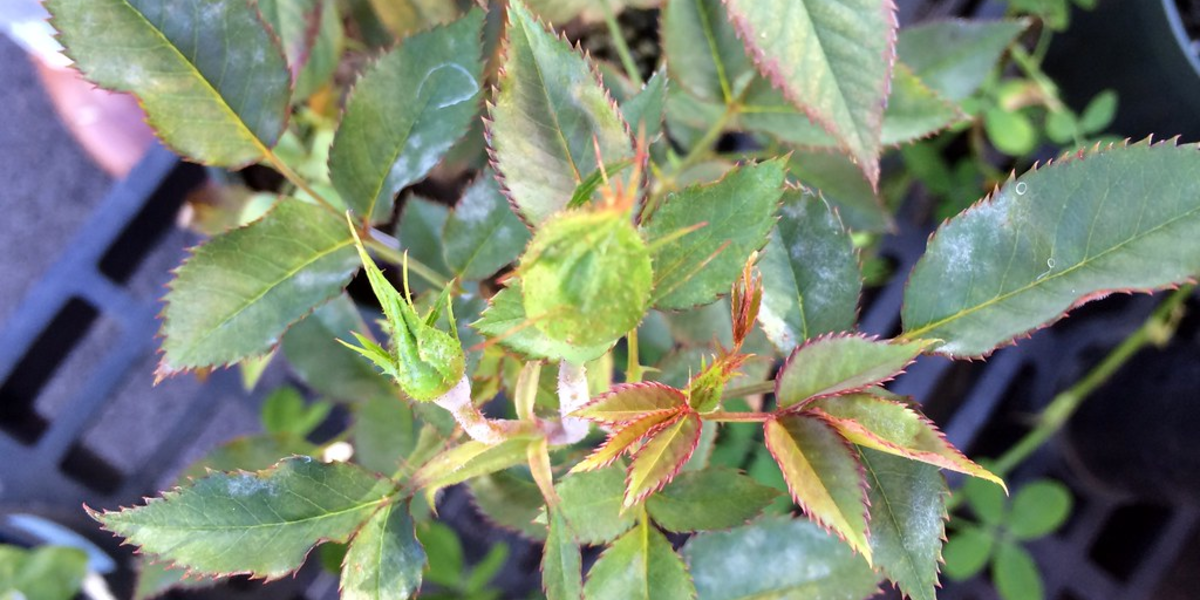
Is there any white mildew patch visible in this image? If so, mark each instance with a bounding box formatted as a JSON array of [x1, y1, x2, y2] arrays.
[[418, 63, 480, 109], [224, 473, 278, 498]]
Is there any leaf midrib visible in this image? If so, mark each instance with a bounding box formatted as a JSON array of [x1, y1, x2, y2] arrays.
[[113, 497, 385, 533]]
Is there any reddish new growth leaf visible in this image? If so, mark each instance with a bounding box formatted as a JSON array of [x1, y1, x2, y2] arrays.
[[731, 252, 764, 350], [571, 408, 684, 473]]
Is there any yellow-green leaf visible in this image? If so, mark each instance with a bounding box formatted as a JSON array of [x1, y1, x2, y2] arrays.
[[625, 411, 703, 507], [774, 334, 930, 410], [341, 501, 425, 600], [575, 382, 686, 424], [583, 521, 696, 600]]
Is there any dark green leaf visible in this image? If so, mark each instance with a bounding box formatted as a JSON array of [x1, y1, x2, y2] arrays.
[[583, 522, 696, 600], [256, 0, 320, 82], [468, 472, 547, 540], [788, 151, 891, 233], [489, 0, 635, 227], [542, 509, 583, 600], [46, 0, 291, 166], [293, 0, 343, 101], [942, 525, 994, 581], [91, 458, 392, 579], [158, 200, 358, 376], [758, 190, 863, 353], [443, 170, 532, 280], [0, 545, 89, 600], [898, 19, 1028, 101], [353, 394, 418, 475], [993, 541, 1044, 600], [342, 501, 425, 600], [725, 0, 897, 185], [1007, 480, 1072, 540], [763, 414, 871, 562], [181, 435, 318, 481], [903, 141, 1200, 356], [134, 558, 215, 600], [774, 335, 929, 410], [647, 467, 782, 533], [556, 467, 637, 545], [661, 0, 753, 104], [330, 10, 484, 222], [644, 159, 786, 309], [858, 448, 947, 600], [622, 68, 668, 141], [282, 294, 396, 402], [681, 516, 879, 600], [416, 522, 463, 588], [473, 282, 611, 364], [396, 196, 453, 293]]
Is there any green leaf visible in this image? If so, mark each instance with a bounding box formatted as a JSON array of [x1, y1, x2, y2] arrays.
[[261, 386, 330, 438], [812, 394, 1004, 488], [341, 501, 425, 600], [181, 434, 318, 480], [90, 458, 391, 579], [556, 467, 637, 545], [903, 141, 1200, 356], [625, 411, 703, 507], [330, 9, 484, 222], [963, 476, 1007, 526], [489, 0, 635, 227], [724, 0, 897, 185], [1080, 90, 1118, 134], [542, 509, 584, 600], [353, 394, 418, 475], [473, 281, 612, 363], [644, 159, 786, 309], [443, 170, 532, 280], [282, 294, 396, 402], [0, 545, 89, 600], [662, 0, 754, 105], [575, 382, 686, 424], [942, 525, 994, 581], [468, 472, 547, 540], [414, 438, 533, 500], [134, 559, 214, 600], [583, 522, 696, 600], [1007, 480, 1072, 540], [417, 522, 464, 588], [788, 152, 891, 233], [897, 19, 1028, 101], [622, 68, 669, 141], [46, 0, 291, 166], [858, 448, 947, 600], [647, 467, 782, 533], [158, 200, 358, 376], [763, 414, 871, 562], [367, 0, 458, 38], [256, 0, 319, 82], [681, 516, 879, 600], [396, 196, 453, 293], [758, 190, 863, 353], [774, 335, 929, 410], [293, 0, 343, 102], [993, 541, 1044, 600], [984, 108, 1037, 156]]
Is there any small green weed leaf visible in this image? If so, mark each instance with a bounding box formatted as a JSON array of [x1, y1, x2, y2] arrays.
[[556, 466, 637, 545], [353, 395, 417, 475], [813, 394, 1004, 488], [788, 152, 891, 233], [90, 458, 391, 579], [898, 19, 1028, 101], [858, 448, 947, 600], [261, 386, 330, 438], [758, 190, 862, 353], [647, 467, 782, 533], [444, 169, 532, 280], [521, 211, 653, 348], [542, 508, 583, 600], [282, 294, 395, 402], [330, 9, 485, 222], [417, 522, 464, 589], [681, 516, 880, 600], [644, 159, 785, 310], [341, 501, 425, 600], [473, 282, 612, 363], [1008, 480, 1072, 540], [984, 108, 1037, 156], [1080, 90, 1119, 134], [993, 541, 1044, 600], [0, 545, 88, 600], [489, 0, 635, 227], [623, 69, 669, 142], [763, 414, 871, 563], [942, 525, 994, 581], [963, 476, 1007, 526], [775, 335, 929, 410], [662, 0, 754, 104], [740, 65, 964, 150], [396, 196, 453, 294], [293, 0, 342, 102], [158, 200, 358, 377], [903, 141, 1200, 357], [625, 411, 704, 507], [724, 0, 897, 186], [468, 472, 547, 540], [575, 382, 686, 424], [583, 522, 696, 600], [46, 0, 291, 166], [414, 438, 533, 500]]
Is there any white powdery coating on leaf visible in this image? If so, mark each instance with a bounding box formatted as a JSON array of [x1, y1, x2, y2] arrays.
[[224, 473, 278, 497], [556, 360, 590, 444]]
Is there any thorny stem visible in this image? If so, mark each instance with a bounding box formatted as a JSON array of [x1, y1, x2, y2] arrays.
[[988, 285, 1194, 479], [551, 361, 591, 445], [626, 328, 644, 384], [602, 0, 641, 85], [434, 375, 508, 445], [702, 411, 772, 423]]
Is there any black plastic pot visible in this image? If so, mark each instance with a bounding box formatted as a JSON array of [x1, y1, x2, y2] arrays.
[[1044, 0, 1200, 140]]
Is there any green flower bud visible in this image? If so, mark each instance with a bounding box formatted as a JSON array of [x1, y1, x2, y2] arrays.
[[520, 210, 652, 348], [341, 220, 465, 402]]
